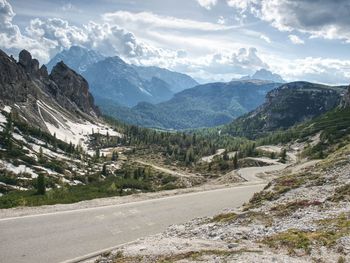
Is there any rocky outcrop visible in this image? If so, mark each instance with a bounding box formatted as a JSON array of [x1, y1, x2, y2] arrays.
[[0, 50, 32, 104], [0, 49, 101, 131], [341, 85, 350, 108], [18, 50, 41, 78], [224, 81, 345, 138], [50, 62, 100, 116]]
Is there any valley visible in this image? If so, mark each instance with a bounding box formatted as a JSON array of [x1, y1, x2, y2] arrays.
[[0, 4, 350, 261]]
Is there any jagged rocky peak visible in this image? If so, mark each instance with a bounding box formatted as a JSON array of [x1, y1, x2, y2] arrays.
[[17, 49, 49, 80], [0, 50, 25, 84], [50, 61, 100, 116], [18, 49, 39, 76], [39, 65, 49, 79]]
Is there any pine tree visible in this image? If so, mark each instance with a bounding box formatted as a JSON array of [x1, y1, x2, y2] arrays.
[[102, 163, 108, 176], [185, 147, 194, 165], [38, 147, 44, 163], [233, 152, 239, 169], [3, 114, 13, 150], [36, 174, 46, 195], [192, 133, 197, 145], [223, 150, 229, 161], [111, 151, 118, 161], [95, 148, 100, 160]]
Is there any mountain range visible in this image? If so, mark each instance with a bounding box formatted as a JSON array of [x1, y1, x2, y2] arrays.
[[101, 80, 281, 130], [47, 46, 289, 129], [46, 46, 198, 107]]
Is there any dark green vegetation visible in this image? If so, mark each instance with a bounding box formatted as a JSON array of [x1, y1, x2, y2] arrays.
[[36, 174, 46, 195], [102, 80, 281, 130], [0, 159, 181, 208], [257, 106, 350, 159]]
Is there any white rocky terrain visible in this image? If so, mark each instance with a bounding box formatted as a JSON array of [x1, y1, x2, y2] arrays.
[[94, 143, 350, 263]]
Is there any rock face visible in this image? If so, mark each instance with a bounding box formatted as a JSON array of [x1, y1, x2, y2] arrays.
[[50, 62, 100, 116], [0, 49, 100, 131], [0, 50, 32, 104], [224, 81, 345, 138], [18, 50, 41, 78], [341, 85, 350, 108]]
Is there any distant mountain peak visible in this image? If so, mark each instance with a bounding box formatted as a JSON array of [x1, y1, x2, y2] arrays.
[[46, 46, 105, 74], [47, 47, 198, 107], [240, 69, 285, 83]]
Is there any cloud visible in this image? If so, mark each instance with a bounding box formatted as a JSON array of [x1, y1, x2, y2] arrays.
[[226, 0, 252, 11], [288, 34, 304, 45], [0, 0, 53, 61], [179, 47, 268, 82], [26, 18, 88, 49], [196, 0, 217, 10], [227, 0, 350, 42], [260, 34, 271, 43], [1, 0, 349, 85], [102, 11, 232, 32], [267, 56, 350, 85], [217, 16, 225, 25]]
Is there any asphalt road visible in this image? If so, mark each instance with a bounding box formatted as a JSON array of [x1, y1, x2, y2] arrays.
[[0, 184, 264, 263]]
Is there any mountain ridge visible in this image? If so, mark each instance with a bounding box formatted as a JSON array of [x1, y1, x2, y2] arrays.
[[101, 80, 282, 130], [0, 49, 117, 147], [222, 81, 346, 138], [46, 46, 198, 107]]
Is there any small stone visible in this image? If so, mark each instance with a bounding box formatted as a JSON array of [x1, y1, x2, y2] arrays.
[[228, 243, 239, 249]]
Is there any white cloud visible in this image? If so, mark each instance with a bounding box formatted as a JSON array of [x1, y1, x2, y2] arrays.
[[260, 34, 271, 43], [0, 0, 54, 62], [102, 11, 232, 32], [266, 55, 350, 85], [288, 34, 304, 45], [176, 47, 268, 82], [26, 18, 88, 49], [1, 0, 349, 85], [217, 16, 225, 25], [226, 0, 252, 11], [196, 0, 217, 10], [227, 0, 350, 42]]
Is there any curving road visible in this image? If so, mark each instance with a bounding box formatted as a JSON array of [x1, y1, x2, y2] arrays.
[[0, 184, 264, 263], [0, 153, 293, 263]]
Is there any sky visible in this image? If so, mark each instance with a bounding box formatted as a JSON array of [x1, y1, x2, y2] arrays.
[[1, 0, 350, 84]]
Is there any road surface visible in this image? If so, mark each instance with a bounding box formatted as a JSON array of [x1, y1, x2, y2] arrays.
[[0, 184, 264, 263]]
